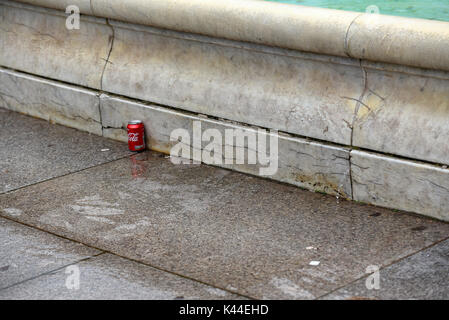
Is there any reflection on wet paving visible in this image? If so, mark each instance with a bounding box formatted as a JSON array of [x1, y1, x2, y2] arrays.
[[129, 152, 151, 179]]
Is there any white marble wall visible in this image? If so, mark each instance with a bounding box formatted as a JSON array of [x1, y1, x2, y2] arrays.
[[102, 20, 362, 145], [351, 150, 449, 221], [353, 63, 449, 166], [0, 67, 102, 135], [0, 1, 112, 89]]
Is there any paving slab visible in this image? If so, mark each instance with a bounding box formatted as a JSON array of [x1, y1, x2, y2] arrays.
[[0, 108, 131, 193], [0, 253, 243, 300], [1, 151, 448, 299], [322, 239, 449, 300], [0, 217, 100, 289]]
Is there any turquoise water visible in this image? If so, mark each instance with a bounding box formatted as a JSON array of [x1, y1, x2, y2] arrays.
[[266, 0, 449, 22]]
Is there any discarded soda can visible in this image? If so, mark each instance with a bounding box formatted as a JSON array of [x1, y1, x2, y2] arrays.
[[127, 120, 146, 152]]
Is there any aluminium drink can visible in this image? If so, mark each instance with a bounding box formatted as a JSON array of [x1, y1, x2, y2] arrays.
[[127, 120, 146, 152]]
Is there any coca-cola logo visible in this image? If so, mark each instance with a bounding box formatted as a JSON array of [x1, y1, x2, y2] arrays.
[[128, 132, 140, 142]]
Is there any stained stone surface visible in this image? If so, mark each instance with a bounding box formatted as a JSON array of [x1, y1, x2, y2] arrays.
[[0, 253, 243, 300], [1, 151, 448, 299], [0, 1, 112, 89], [353, 65, 449, 166], [0, 217, 100, 289], [0, 108, 131, 193], [351, 150, 449, 222]]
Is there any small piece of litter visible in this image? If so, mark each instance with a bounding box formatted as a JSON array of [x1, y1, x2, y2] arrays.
[[101, 149, 110, 152], [306, 246, 317, 250], [309, 261, 320, 266]]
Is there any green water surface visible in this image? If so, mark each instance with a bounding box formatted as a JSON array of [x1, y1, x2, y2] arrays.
[[266, 0, 449, 22]]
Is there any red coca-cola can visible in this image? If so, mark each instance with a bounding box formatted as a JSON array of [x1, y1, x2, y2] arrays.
[[127, 120, 146, 152]]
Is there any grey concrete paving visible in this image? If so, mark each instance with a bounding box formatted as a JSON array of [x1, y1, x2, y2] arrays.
[[0, 253, 243, 300], [0, 108, 131, 193], [0, 217, 100, 289], [322, 239, 449, 300], [0, 216, 243, 299], [1, 150, 448, 299]]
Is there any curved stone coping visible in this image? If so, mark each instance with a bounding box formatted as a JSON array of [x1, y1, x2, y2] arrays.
[[11, 0, 449, 72]]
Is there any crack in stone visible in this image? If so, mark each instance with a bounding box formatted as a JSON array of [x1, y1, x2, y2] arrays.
[[351, 162, 370, 170], [331, 154, 350, 161], [98, 94, 104, 136], [100, 19, 115, 92], [352, 178, 368, 186], [288, 148, 317, 160], [89, 0, 94, 15], [0, 26, 18, 36], [314, 171, 348, 177], [368, 88, 385, 100], [344, 13, 364, 57], [11, 22, 59, 42], [347, 60, 369, 200], [102, 125, 125, 130], [285, 105, 298, 129], [417, 178, 449, 193], [341, 96, 371, 111], [351, 61, 369, 140], [0, 91, 24, 106], [0, 93, 15, 110], [98, 19, 116, 136], [45, 102, 102, 125]]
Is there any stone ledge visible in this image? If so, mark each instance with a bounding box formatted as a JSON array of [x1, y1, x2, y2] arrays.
[[351, 150, 449, 222], [10, 0, 449, 72], [0, 67, 102, 135]]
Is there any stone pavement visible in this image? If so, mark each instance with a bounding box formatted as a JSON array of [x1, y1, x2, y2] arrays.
[[0, 108, 448, 300]]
